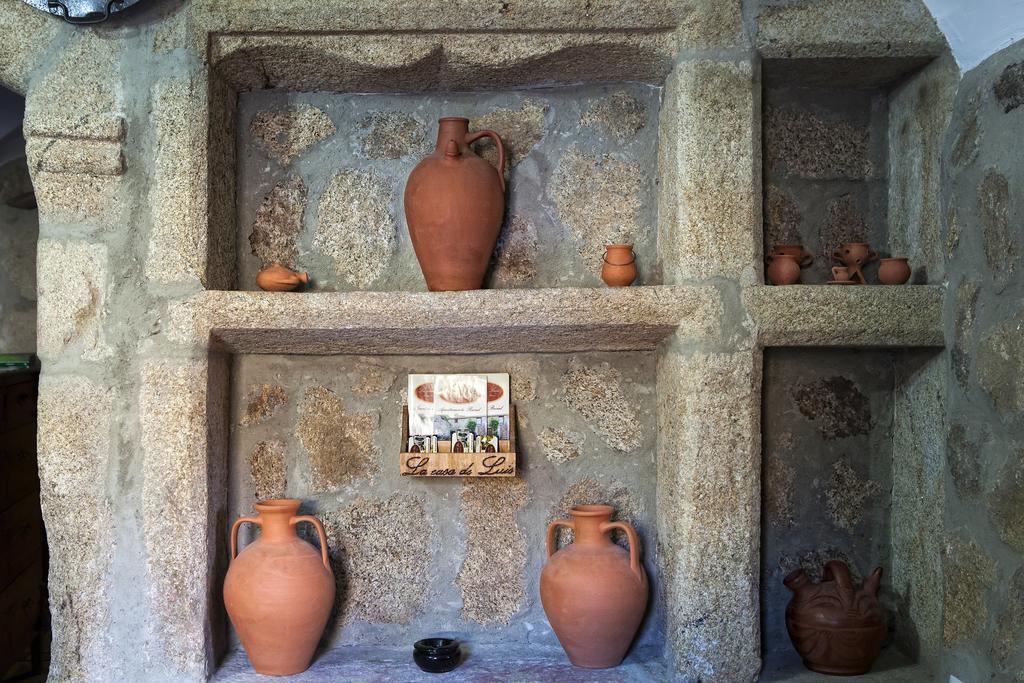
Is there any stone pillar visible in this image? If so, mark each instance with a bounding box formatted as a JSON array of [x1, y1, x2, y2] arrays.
[[656, 8, 764, 677]]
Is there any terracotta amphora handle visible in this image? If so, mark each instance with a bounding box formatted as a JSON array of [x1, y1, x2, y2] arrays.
[[465, 129, 506, 193], [546, 519, 575, 557], [291, 515, 331, 572], [600, 521, 643, 582], [230, 516, 261, 561]]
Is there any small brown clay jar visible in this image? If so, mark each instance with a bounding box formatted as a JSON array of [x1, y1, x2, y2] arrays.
[[769, 244, 813, 267], [601, 245, 637, 287], [831, 266, 852, 282], [877, 258, 911, 285], [766, 254, 801, 285], [256, 264, 309, 292]]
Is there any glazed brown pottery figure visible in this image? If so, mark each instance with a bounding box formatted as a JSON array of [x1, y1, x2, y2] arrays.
[[224, 499, 335, 676], [766, 253, 802, 285], [877, 257, 911, 285], [784, 560, 886, 676], [832, 242, 878, 285], [404, 117, 506, 291], [601, 244, 637, 287], [256, 264, 309, 292], [540, 505, 648, 669]]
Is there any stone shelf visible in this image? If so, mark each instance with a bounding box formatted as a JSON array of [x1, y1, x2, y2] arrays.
[[746, 285, 945, 348], [213, 645, 667, 682], [167, 285, 721, 355]]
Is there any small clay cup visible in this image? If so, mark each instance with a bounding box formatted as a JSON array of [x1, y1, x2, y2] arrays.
[[601, 244, 637, 287], [770, 244, 813, 267], [831, 266, 852, 282], [878, 258, 911, 285], [413, 638, 462, 674], [766, 254, 802, 285]]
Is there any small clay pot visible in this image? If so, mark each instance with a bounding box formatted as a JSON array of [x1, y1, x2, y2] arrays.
[[766, 254, 802, 285], [413, 638, 462, 674], [256, 264, 309, 292], [877, 258, 911, 285], [769, 244, 813, 267], [601, 244, 637, 287]]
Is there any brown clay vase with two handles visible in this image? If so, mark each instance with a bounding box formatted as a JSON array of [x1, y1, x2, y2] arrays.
[[784, 560, 886, 676], [224, 499, 335, 676], [404, 117, 506, 291], [540, 505, 649, 668]]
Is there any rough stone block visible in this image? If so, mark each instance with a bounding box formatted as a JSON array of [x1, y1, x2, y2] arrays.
[[657, 348, 761, 682], [146, 72, 211, 288], [36, 374, 115, 682], [36, 239, 111, 362], [314, 169, 397, 288], [457, 478, 528, 625], [251, 104, 336, 165], [31, 171, 124, 225], [756, 0, 945, 60], [659, 59, 758, 283], [561, 359, 642, 452], [746, 285, 944, 347], [977, 311, 1024, 415], [357, 110, 428, 160], [25, 32, 123, 138], [296, 386, 379, 491], [0, 0, 61, 93], [322, 494, 430, 624], [942, 534, 996, 647], [249, 177, 306, 270], [25, 137, 125, 176], [140, 359, 216, 679]]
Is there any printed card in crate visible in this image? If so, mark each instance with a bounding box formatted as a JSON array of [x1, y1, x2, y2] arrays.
[[408, 373, 510, 443]]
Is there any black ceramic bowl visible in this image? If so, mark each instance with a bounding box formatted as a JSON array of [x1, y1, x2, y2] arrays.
[[413, 637, 462, 674]]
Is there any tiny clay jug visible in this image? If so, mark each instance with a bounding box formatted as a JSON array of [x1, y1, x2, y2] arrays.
[[877, 257, 911, 285], [540, 505, 648, 669], [784, 560, 886, 676], [769, 243, 813, 267], [404, 117, 506, 291], [766, 253, 802, 285], [256, 264, 309, 292], [601, 244, 637, 287], [832, 242, 877, 285], [224, 499, 335, 676]]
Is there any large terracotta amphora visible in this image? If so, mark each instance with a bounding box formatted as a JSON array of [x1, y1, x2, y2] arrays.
[[784, 560, 886, 675], [540, 505, 649, 668], [404, 117, 506, 291], [224, 499, 335, 676]]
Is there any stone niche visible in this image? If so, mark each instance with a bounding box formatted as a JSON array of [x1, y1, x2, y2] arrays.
[[227, 352, 662, 651], [236, 86, 662, 292]]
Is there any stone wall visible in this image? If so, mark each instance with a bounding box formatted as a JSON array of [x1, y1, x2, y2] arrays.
[[938, 37, 1024, 683], [236, 85, 661, 292], [0, 156, 36, 353], [761, 348, 896, 667], [228, 352, 662, 649]]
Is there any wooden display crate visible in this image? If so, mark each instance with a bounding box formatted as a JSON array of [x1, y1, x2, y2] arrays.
[[400, 405, 517, 477]]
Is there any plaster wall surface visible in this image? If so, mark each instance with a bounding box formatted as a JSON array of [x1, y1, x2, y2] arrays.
[[228, 352, 663, 651], [235, 85, 662, 292]]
